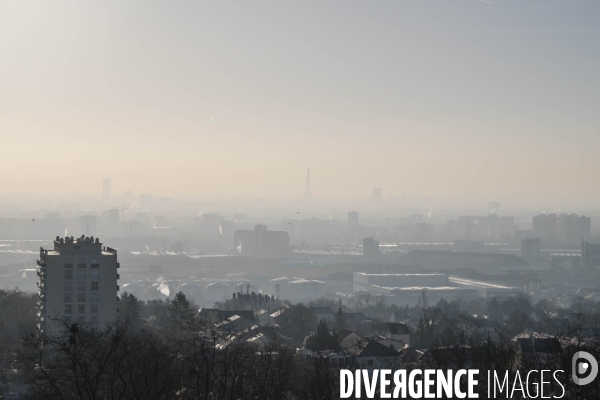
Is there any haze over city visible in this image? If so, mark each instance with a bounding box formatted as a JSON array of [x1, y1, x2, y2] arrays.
[[2, 1, 600, 398], [2, 0, 600, 202]]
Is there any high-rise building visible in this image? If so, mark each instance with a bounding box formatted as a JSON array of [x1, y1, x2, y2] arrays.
[[304, 167, 312, 200], [532, 213, 591, 245], [558, 213, 591, 245], [363, 237, 380, 259], [348, 211, 360, 240], [372, 188, 382, 202], [521, 238, 541, 267], [532, 214, 559, 244], [37, 236, 119, 336], [348, 211, 359, 227], [103, 179, 111, 198]]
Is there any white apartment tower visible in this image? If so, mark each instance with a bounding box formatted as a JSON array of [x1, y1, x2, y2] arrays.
[[37, 236, 119, 336]]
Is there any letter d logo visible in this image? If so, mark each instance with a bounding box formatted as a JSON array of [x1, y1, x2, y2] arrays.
[[573, 351, 598, 385]]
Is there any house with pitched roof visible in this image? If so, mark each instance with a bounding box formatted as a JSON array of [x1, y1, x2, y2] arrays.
[[311, 307, 335, 324], [386, 323, 411, 346], [337, 329, 365, 354], [353, 340, 401, 369]]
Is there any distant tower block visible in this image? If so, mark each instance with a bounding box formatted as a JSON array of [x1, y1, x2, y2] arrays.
[[363, 237, 380, 259], [103, 179, 111, 198], [521, 238, 541, 267], [304, 167, 312, 200], [372, 187, 382, 202], [348, 211, 359, 227], [348, 211, 360, 239]]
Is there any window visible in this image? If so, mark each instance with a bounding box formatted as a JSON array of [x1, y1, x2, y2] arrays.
[[77, 281, 86, 292], [91, 281, 99, 291], [64, 293, 72, 303], [64, 270, 73, 280], [91, 259, 99, 268], [91, 271, 99, 281], [64, 281, 73, 292], [77, 293, 86, 303], [77, 271, 86, 281], [78, 305, 85, 314], [77, 263, 86, 269], [65, 316, 71, 324], [64, 305, 72, 314], [64, 263, 73, 269], [90, 293, 99, 304], [91, 304, 98, 314], [91, 316, 98, 325], [78, 316, 85, 323]]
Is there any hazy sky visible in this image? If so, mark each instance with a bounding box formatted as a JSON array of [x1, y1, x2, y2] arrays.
[[1, 0, 599, 199]]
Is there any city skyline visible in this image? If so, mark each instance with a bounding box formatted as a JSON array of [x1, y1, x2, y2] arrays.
[[3, 2, 600, 398]]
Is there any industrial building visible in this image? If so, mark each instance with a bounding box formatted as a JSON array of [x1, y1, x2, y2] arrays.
[[353, 272, 522, 306], [354, 272, 449, 292], [400, 250, 529, 271], [269, 276, 298, 299], [288, 278, 326, 302], [37, 236, 119, 336], [388, 287, 478, 306], [269, 276, 325, 302], [233, 225, 291, 257]]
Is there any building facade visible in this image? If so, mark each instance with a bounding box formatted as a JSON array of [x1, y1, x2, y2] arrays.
[[532, 213, 591, 246], [521, 238, 541, 267], [37, 236, 119, 336], [233, 225, 290, 257]]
